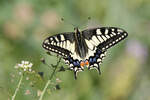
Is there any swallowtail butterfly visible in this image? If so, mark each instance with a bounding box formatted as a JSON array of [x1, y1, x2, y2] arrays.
[[42, 27, 128, 79]]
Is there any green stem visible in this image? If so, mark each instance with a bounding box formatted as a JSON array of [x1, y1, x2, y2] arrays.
[[39, 58, 61, 100], [39, 80, 51, 100], [12, 74, 23, 100]]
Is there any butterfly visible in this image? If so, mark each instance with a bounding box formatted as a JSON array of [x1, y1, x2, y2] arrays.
[[42, 27, 128, 79]]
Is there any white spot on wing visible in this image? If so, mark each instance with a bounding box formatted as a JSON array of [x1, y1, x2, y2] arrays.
[[51, 41, 54, 45], [113, 41, 116, 44], [105, 35, 110, 39], [46, 46, 48, 49], [106, 45, 109, 48], [70, 64, 73, 67], [59, 51, 61, 54], [117, 32, 120, 35], [111, 28, 115, 32], [53, 42, 56, 45], [96, 29, 102, 35], [112, 32, 116, 36], [119, 37, 122, 40], [97, 58, 101, 62], [100, 54, 105, 58], [105, 29, 108, 34], [110, 34, 113, 37], [124, 33, 127, 36], [44, 39, 49, 44], [55, 37, 59, 42], [116, 39, 119, 42], [60, 35, 65, 41], [50, 38, 53, 41], [94, 64, 98, 67], [117, 29, 123, 33]]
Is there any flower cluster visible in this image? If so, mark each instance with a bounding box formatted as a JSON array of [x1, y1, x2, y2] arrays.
[[15, 61, 33, 72]]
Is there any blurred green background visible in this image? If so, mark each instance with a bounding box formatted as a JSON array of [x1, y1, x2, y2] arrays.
[[0, 0, 150, 100]]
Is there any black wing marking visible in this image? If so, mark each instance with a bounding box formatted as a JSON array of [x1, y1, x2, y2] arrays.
[[82, 27, 128, 51], [42, 32, 75, 57]]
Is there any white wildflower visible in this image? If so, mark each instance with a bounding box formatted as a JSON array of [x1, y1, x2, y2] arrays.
[[29, 68, 32, 72], [28, 63, 33, 68], [15, 60, 33, 72], [24, 61, 29, 64], [22, 61, 25, 64], [24, 68, 27, 71]]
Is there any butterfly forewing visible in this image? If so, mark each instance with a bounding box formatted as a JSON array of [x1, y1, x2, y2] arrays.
[[82, 27, 128, 51], [42, 32, 75, 57]]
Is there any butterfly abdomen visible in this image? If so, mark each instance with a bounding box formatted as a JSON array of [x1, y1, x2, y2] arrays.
[[74, 28, 88, 59]]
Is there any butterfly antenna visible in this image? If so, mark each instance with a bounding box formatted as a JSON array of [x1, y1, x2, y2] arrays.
[[86, 16, 92, 28], [60, 18, 76, 28]]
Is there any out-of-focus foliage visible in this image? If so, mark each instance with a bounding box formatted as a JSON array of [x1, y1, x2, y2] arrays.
[[0, 0, 150, 100]]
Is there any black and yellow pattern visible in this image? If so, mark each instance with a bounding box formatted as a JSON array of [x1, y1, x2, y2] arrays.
[[42, 27, 128, 79]]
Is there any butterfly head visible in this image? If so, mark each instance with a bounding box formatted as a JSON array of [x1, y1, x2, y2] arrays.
[[74, 27, 82, 41], [74, 27, 80, 33]]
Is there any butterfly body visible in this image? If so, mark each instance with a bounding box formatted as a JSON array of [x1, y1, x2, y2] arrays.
[[74, 28, 89, 59], [42, 27, 128, 79]]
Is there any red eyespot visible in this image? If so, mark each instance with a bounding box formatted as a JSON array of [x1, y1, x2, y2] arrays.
[[85, 60, 89, 65], [80, 61, 85, 67]]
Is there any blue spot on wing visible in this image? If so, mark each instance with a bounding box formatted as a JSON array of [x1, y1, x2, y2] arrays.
[[93, 57, 97, 63], [68, 56, 73, 63], [73, 62, 77, 66], [72, 60, 80, 67], [89, 57, 93, 64], [97, 50, 101, 54], [76, 61, 80, 66], [95, 54, 99, 58]]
